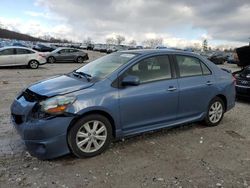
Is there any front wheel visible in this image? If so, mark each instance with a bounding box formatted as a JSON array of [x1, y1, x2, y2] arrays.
[[28, 60, 39, 69], [204, 97, 225, 126], [67, 114, 113, 158]]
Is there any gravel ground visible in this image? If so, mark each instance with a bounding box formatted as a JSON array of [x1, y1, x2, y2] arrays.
[[0, 53, 249, 188]]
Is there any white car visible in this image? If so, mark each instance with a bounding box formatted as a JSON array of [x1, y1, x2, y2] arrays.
[[0, 46, 47, 69]]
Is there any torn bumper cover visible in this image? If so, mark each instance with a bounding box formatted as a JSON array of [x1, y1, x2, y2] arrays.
[[10, 93, 74, 159]]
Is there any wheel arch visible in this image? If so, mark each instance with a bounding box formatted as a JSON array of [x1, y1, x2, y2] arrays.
[[215, 94, 227, 111], [67, 110, 116, 138]]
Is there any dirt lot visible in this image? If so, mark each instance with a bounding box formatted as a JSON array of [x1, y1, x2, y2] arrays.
[[0, 52, 250, 188]]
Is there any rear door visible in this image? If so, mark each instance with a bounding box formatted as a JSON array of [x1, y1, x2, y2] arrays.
[[15, 48, 35, 65], [118, 55, 179, 133], [174, 55, 216, 119], [0, 48, 16, 66]]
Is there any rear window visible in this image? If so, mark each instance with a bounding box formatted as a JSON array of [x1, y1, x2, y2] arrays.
[[16, 48, 34, 54]]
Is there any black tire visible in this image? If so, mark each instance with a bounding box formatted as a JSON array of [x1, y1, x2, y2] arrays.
[[67, 114, 113, 158], [204, 97, 225, 126], [76, 56, 84, 63], [47, 56, 56, 63], [28, 60, 39, 69]]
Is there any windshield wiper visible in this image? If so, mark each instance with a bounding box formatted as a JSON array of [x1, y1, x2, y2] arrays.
[[73, 70, 92, 81]]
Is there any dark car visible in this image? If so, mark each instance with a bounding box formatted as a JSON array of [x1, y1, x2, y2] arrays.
[[233, 66, 250, 98], [208, 52, 228, 65], [11, 49, 235, 159], [33, 44, 55, 52], [233, 46, 250, 98], [46, 47, 89, 63]]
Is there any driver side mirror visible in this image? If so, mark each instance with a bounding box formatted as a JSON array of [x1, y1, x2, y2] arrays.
[[122, 75, 140, 86]]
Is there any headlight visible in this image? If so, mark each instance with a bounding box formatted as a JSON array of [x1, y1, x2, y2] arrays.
[[40, 95, 76, 115]]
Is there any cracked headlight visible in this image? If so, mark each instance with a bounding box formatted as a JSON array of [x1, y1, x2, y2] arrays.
[[40, 95, 76, 115]]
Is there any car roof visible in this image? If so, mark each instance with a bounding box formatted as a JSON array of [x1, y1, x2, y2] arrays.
[[0, 46, 36, 51], [55, 47, 77, 50], [121, 49, 197, 56]]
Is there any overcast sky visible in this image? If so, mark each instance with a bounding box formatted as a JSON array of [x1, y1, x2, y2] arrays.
[[0, 0, 250, 48]]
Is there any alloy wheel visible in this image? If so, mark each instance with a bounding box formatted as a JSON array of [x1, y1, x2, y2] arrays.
[[29, 60, 39, 69], [76, 120, 107, 153], [208, 101, 223, 123]]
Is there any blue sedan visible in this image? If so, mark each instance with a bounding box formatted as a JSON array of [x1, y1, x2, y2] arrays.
[[11, 49, 235, 159]]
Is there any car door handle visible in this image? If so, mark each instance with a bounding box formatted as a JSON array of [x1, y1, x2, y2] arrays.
[[167, 86, 177, 91], [206, 81, 213, 86]]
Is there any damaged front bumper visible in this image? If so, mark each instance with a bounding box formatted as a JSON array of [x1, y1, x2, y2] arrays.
[[10, 95, 74, 159]]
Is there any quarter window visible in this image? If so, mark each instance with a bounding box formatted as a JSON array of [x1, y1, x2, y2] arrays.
[[201, 63, 211, 75], [125, 55, 172, 83]]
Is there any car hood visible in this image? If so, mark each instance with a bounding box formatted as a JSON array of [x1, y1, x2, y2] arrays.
[[28, 74, 94, 97], [236, 46, 250, 67]]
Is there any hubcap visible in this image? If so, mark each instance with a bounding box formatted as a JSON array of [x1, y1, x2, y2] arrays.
[[77, 57, 83, 63], [209, 101, 223, 123], [30, 61, 38, 68], [48, 57, 54, 63], [76, 120, 107, 153]]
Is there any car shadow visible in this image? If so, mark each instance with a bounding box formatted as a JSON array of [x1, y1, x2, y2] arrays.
[[50, 122, 207, 162], [236, 97, 250, 104], [0, 65, 49, 70]]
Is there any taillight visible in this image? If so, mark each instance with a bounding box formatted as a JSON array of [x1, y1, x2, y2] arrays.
[[39, 53, 46, 58]]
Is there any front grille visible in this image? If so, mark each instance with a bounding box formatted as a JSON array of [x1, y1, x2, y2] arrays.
[[12, 114, 23, 124], [236, 79, 250, 87]]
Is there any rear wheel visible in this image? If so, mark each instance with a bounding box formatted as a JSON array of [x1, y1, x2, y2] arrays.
[[204, 97, 225, 126], [67, 114, 113, 158], [47, 56, 56, 63], [28, 60, 39, 69], [76, 56, 84, 63]]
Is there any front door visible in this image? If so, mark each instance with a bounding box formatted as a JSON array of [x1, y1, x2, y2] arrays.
[[118, 55, 179, 133], [0, 48, 15, 66]]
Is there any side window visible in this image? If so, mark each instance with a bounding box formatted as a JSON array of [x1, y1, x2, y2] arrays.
[[0, 48, 15, 55], [201, 63, 211, 75], [58, 49, 65, 54], [125, 55, 172, 83], [70, 49, 78, 53], [176, 55, 203, 77], [16, 48, 33, 54]]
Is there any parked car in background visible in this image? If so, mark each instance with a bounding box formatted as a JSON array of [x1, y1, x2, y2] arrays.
[[156, 46, 167, 49], [79, 44, 87, 50], [12, 42, 28, 48], [233, 46, 250, 98], [226, 52, 238, 64], [99, 44, 108, 53], [208, 52, 228, 65], [93, 44, 102, 51], [0, 46, 46, 69], [106, 45, 117, 53], [11, 49, 235, 159], [233, 66, 250, 98], [46, 47, 89, 63], [33, 44, 55, 52]]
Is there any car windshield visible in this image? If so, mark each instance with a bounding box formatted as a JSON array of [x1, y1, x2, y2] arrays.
[[76, 52, 138, 79]]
